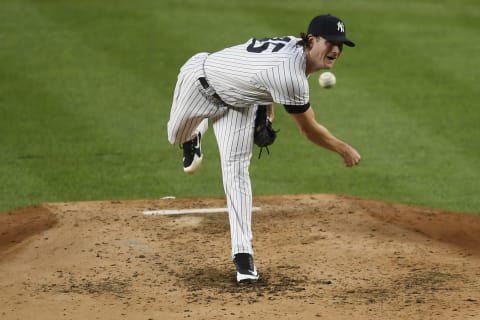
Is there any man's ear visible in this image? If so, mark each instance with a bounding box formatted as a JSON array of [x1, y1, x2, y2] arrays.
[[307, 34, 315, 49]]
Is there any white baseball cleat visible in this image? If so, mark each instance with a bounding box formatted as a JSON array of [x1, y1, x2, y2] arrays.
[[234, 253, 259, 284], [182, 133, 203, 174]]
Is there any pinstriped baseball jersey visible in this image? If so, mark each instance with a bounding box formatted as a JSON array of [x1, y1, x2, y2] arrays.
[[204, 36, 309, 108]]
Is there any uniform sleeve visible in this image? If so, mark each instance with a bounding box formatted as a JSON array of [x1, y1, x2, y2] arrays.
[[256, 51, 309, 106], [271, 74, 309, 105], [283, 103, 310, 114]]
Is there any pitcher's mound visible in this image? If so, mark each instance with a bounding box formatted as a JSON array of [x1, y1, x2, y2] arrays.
[[1, 194, 479, 320]]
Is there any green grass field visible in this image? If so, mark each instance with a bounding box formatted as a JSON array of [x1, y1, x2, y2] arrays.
[[1, 0, 479, 214]]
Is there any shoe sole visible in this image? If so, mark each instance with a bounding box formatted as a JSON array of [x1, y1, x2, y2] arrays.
[[237, 272, 259, 284], [237, 278, 259, 284], [184, 154, 203, 174]]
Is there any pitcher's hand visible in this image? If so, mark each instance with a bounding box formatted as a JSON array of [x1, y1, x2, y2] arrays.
[[340, 144, 361, 167]]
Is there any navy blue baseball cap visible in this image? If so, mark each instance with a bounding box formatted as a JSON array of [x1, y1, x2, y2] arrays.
[[307, 14, 355, 47]]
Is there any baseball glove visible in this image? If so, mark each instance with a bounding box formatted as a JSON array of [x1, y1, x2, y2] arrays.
[[254, 105, 278, 157]]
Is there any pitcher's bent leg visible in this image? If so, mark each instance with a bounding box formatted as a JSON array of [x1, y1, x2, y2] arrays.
[[167, 52, 216, 145], [167, 72, 211, 145]]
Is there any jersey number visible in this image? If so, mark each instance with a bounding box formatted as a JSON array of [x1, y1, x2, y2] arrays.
[[246, 37, 291, 53]]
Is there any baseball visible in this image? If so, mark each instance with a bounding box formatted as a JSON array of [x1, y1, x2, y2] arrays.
[[319, 72, 336, 88]]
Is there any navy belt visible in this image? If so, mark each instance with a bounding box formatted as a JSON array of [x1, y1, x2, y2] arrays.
[[198, 77, 228, 106]]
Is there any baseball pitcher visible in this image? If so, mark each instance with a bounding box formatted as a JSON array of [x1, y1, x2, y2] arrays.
[[167, 14, 361, 284]]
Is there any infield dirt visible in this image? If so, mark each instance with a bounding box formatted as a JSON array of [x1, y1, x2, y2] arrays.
[[1, 194, 479, 320]]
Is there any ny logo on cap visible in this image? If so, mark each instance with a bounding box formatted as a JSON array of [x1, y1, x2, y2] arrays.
[[337, 21, 345, 33]]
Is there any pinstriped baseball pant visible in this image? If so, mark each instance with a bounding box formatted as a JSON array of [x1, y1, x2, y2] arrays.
[[168, 53, 257, 258]]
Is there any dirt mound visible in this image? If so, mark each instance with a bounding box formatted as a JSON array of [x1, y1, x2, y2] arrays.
[[1, 194, 479, 319], [0, 204, 57, 258]]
